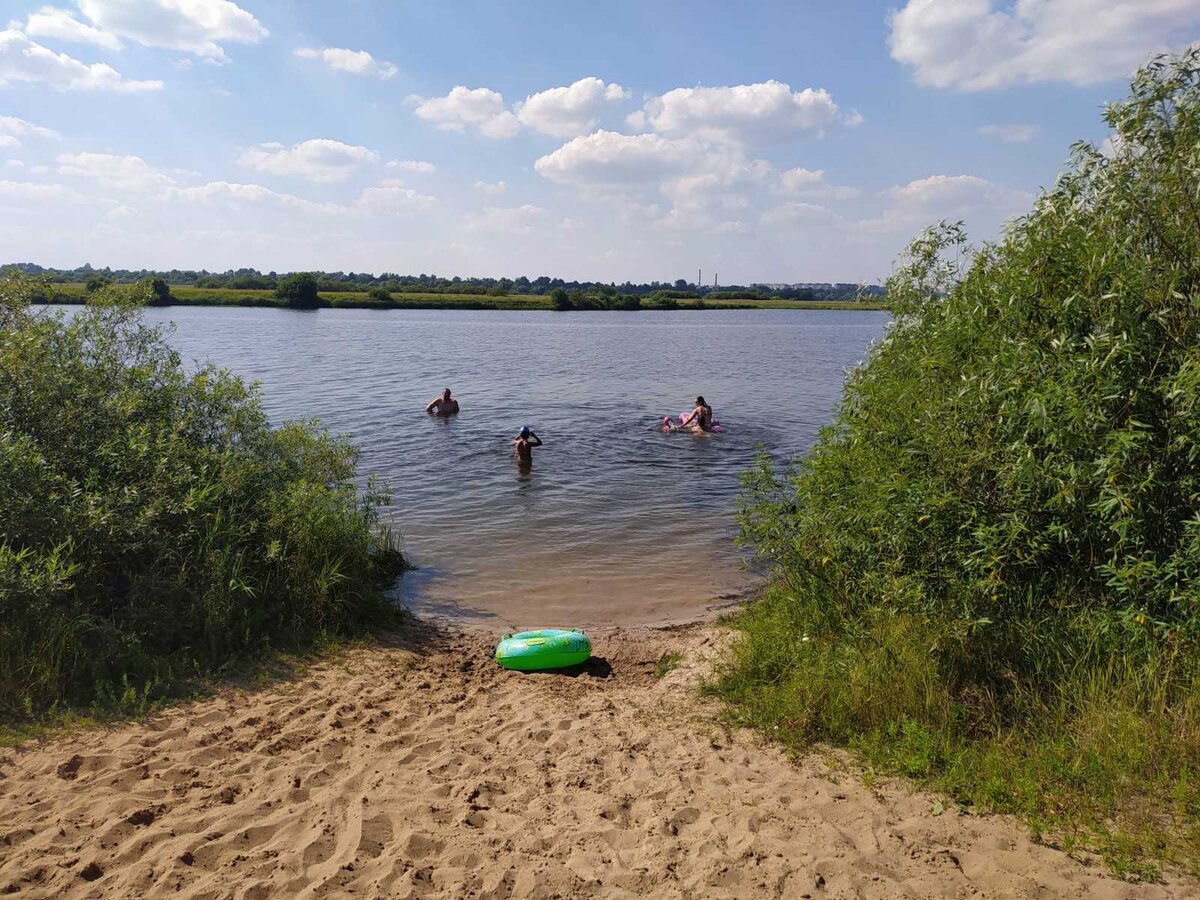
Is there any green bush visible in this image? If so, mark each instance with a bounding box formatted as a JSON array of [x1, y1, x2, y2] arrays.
[[275, 272, 320, 308], [138, 276, 172, 306], [84, 274, 111, 294], [0, 278, 406, 718], [718, 51, 1200, 874]]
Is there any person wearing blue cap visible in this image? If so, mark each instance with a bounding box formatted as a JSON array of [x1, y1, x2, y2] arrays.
[[512, 426, 542, 467]]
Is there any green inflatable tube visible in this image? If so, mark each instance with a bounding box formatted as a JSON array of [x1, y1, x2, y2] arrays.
[[495, 628, 591, 671]]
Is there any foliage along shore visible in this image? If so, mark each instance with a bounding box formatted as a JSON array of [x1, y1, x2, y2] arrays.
[[714, 51, 1200, 881], [36, 281, 887, 312], [1, 276, 408, 729]]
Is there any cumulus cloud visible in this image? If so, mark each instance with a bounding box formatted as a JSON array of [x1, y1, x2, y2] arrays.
[[410, 86, 519, 138], [77, 0, 267, 61], [57, 151, 174, 189], [238, 139, 378, 182], [978, 122, 1038, 142], [166, 180, 330, 212], [386, 159, 436, 173], [534, 127, 864, 236], [0, 29, 162, 91], [20, 6, 121, 50], [464, 204, 547, 234], [295, 47, 397, 80], [778, 166, 860, 199], [474, 179, 506, 194], [0, 115, 61, 143], [515, 76, 629, 137], [761, 201, 833, 227], [355, 179, 436, 215], [856, 173, 1031, 235], [0, 179, 66, 199], [633, 81, 843, 143], [889, 0, 1200, 91], [534, 130, 692, 185]]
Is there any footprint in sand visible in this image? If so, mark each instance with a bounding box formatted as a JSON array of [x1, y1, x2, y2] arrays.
[[302, 824, 338, 867], [402, 831, 444, 859], [668, 807, 702, 835], [357, 813, 393, 859]]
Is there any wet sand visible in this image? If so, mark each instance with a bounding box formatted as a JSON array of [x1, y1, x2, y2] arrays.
[[0, 621, 1191, 899]]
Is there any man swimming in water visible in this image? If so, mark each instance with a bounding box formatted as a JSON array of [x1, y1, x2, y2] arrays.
[[679, 395, 714, 433], [425, 388, 460, 416]]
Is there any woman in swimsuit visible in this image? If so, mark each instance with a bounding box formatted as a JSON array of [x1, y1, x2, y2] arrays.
[[680, 395, 713, 433]]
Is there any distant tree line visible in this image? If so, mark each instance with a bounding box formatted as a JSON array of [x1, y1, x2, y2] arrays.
[[7, 262, 884, 302]]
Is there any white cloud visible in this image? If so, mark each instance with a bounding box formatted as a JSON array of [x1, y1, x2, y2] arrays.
[[21, 6, 121, 50], [103, 202, 136, 219], [0, 115, 61, 141], [761, 201, 833, 227], [295, 47, 397, 80], [0, 179, 65, 199], [355, 179, 436, 215], [534, 128, 860, 236], [0, 29, 162, 91], [634, 81, 842, 143], [779, 167, 827, 193], [479, 111, 519, 139], [464, 204, 547, 234], [5, 159, 25, 168], [77, 0, 267, 61], [664, 157, 773, 210], [238, 139, 378, 182], [535, 130, 692, 185], [166, 180, 331, 212], [386, 159, 436, 173], [978, 122, 1038, 143], [515, 76, 629, 137], [0, 136, 19, 149], [889, 0, 1200, 91], [474, 179, 506, 194], [856, 173, 1031, 235], [57, 151, 174, 189], [410, 86, 519, 138], [778, 166, 860, 199]]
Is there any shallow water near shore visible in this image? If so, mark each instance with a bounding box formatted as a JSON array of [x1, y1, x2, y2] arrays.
[[140, 306, 888, 628]]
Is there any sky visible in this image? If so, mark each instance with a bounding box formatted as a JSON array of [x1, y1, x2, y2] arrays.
[[1, 1, 1198, 284]]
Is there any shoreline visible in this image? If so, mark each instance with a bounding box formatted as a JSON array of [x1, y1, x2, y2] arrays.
[[37, 284, 889, 313], [0, 615, 1192, 898]]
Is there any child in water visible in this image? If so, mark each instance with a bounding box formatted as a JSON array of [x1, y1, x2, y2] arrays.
[[512, 426, 542, 463]]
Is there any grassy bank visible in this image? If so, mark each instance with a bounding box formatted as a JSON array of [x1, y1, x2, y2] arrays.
[[42, 282, 887, 312], [1, 276, 407, 725], [714, 52, 1200, 879]]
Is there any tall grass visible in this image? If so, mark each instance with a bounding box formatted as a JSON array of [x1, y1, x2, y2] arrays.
[[0, 278, 407, 720], [715, 52, 1200, 877]]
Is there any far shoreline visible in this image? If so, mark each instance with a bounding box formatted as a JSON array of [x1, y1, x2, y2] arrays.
[[38, 282, 889, 313]]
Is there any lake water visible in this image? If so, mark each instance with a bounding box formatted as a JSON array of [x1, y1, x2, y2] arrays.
[[141, 307, 889, 629]]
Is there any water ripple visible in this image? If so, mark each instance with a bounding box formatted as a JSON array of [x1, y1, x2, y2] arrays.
[[145, 307, 888, 627]]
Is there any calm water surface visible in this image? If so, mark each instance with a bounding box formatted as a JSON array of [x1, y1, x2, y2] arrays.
[[143, 307, 888, 628]]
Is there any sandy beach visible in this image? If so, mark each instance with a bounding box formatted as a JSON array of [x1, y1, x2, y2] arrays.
[[0, 620, 1192, 899]]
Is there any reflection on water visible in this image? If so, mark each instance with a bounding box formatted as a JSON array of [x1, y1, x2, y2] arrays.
[[141, 306, 889, 629]]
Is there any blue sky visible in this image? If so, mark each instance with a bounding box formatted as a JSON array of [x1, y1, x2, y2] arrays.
[[1, 0, 1197, 283]]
